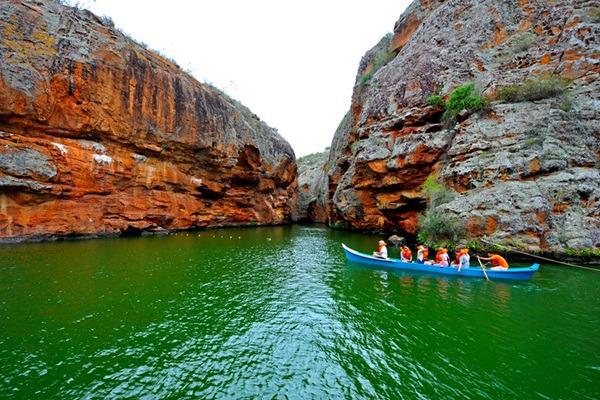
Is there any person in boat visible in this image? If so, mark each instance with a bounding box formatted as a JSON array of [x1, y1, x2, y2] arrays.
[[477, 253, 509, 270], [435, 248, 443, 265], [401, 246, 412, 262], [416, 245, 426, 264], [457, 248, 470, 271], [373, 240, 388, 259], [451, 250, 461, 266], [439, 248, 450, 267], [423, 246, 432, 264]]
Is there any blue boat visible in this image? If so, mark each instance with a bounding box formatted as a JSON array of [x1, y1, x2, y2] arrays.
[[342, 243, 539, 280]]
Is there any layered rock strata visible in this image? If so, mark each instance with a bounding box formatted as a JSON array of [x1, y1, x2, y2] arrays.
[[311, 0, 600, 253], [0, 0, 296, 241]]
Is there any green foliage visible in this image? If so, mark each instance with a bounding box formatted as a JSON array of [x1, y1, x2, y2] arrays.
[[421, 175, 455, 208], [466, 239, 483, 252], [498, 76, 570, 103], [565, 247, 600, 257], [417, 209, 465, 247], [559, 100, 573, 112], [590, 7, 600, 22], [441, 82, 487, 123], [297, 150, 329, 166], [297, 149, 329, 175], [426, 95, 445, 107], [359, 72, 374, 86], [417, 176, 464, 247], [523, 137, 542, 147], [358, 47, 396, 86], [511, 32, 537, 53], [330, 222, 346, 230]]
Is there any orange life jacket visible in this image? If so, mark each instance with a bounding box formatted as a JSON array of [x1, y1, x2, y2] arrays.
[[490, 254, 509, 268]]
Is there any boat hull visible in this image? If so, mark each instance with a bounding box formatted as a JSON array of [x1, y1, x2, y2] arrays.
[[342, 243, 539, 280]]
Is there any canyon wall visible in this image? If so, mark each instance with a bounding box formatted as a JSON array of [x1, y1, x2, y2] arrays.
[[0, 0, 297, 241], [306, 0, 600, 253]]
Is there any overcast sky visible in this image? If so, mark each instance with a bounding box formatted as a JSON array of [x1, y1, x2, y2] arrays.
[[84, 0, 411, 157]]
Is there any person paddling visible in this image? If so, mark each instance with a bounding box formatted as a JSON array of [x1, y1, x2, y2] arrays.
[[373, 240, 388, 259], [401, 246, 412, 262], [477, 253, 509, 270]]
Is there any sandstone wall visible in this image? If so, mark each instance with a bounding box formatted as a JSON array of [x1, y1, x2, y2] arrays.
[[0, 0, 297, 241], [318, 0, 600, 253]]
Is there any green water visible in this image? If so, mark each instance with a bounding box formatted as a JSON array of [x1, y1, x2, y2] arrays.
[[0, 225, 598, 399]]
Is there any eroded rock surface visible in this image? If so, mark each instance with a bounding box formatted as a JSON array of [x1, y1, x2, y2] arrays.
[[295, 150, 328, 223], [316, 0, 600, 253], [0, 0, 296, 241]]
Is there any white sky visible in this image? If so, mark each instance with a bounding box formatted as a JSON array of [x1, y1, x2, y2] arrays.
[[83, 0, 411, 157]]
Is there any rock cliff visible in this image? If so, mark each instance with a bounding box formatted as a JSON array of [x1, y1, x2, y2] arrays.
[[0, 0, 296, 241], [294, 150, 328, 223], [308, 0, 600, 253]]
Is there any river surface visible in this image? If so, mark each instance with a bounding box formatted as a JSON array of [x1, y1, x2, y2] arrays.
[[0, 225, 598, 399]]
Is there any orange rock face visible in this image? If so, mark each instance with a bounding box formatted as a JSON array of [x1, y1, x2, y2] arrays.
[[313, 0, 600, 253], [0, 1, 297, 241]]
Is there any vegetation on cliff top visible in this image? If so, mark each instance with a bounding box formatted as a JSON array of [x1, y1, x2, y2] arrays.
[[297, 148, 329, 175], [358, 36, 396, 87]]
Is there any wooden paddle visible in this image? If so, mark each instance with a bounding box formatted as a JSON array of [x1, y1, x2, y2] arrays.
[[477, 256, 490, 281]]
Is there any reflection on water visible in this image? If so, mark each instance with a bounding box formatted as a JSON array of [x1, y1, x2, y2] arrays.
[[0, 225, 598, 399]]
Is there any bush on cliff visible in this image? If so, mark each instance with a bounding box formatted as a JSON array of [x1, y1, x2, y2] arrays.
[[442, 82, 487, 123], [417, 175, 465, 247], [359, 47, 396, 86], [426, 95, 445, 107], [498, 76, 570, 103], [421, 175, 455, 208], [417, 209, 465, 247]]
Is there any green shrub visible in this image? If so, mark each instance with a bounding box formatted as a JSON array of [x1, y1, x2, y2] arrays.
[[590, 7, 600, 22], [421, 175, 455, 208], [511, 32, 537, 53], [418, 176, 463, 246], [358, 48, 396, 86], [523, 137, 542, 147], [442, 82, 487, 123], [417, 209, 465, 246], [359, 72, 373, 86], [498, 76, 570, 103], [565, 247, 600, 257], [559, 100, 573, 112], [427, 95, 445, 107]]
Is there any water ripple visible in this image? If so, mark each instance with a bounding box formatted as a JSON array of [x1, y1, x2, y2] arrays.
[[0, 226, 598, 399]]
